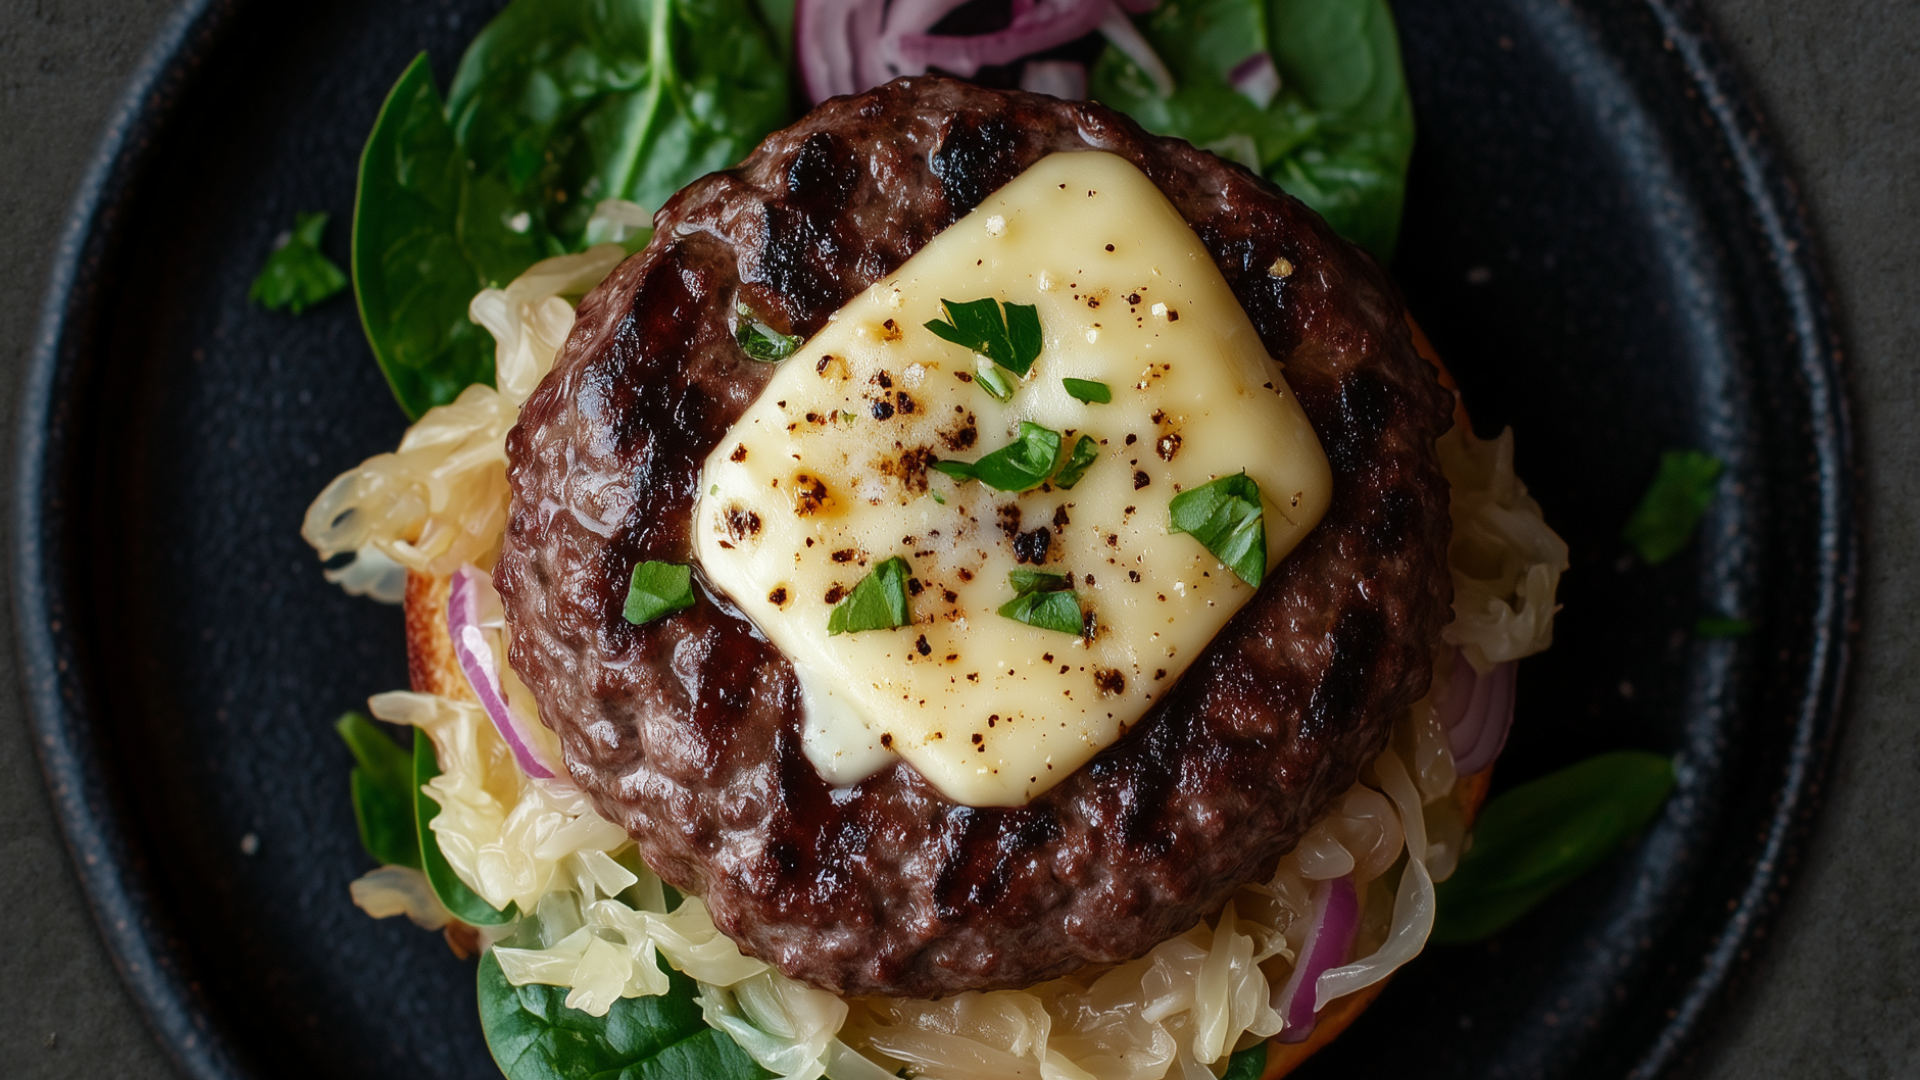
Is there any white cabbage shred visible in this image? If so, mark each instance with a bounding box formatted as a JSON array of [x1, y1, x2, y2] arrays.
[[311, 256, 1566, 1080]]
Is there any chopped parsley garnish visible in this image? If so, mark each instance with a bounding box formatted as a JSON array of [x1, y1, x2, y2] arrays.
[[249, 211, 347, 315], [1695, 615, 1753, 639], [1622, 450, 1723, 566], [1052, 435, 1099, 490], [622, 561, 697, 625], [998, 569, 1083, 635], [1168, 472, 1268, 588], [827, 556, 912, 636], [933, 421, 1062, 492], [926, 297, 1043, 377], [735, 303, 801, 362], [973, 357, 1015, 402], [1062, 378, 1112, 404]]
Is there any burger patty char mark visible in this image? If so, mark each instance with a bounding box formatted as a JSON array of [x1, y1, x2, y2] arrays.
[[496, 76, 1455, 999]]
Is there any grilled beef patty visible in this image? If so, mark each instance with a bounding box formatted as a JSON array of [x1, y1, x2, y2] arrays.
[[495, 76, 1454, 999]]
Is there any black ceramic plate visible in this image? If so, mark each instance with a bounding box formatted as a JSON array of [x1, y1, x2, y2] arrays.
[[15, 0, 1854, 1078]]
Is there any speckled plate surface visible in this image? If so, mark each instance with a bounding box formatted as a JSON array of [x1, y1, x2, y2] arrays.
[[13, 1, 1853, 1078]]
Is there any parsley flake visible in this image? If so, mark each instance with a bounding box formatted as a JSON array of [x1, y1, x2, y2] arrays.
[[827, 556, 912, 636], [249, 211, 347, 315], [623, 561, 697, 625], [1622, 450, 1723, 565], [1052, 435, 1099, 490], [1168, 472, 1268, 588], [926, 297, 1043, 378], [1695, 615, 1753, 639], [1062, 378, 1112, 404], [933, 422, 1062, 492], [998, 569, 1083, 635], [735, 303, 801, 362]]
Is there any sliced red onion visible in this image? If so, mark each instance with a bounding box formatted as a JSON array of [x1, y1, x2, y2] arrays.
[[796, 0, 893, 102], [1097, 2, 1175, 96], [1228, 51, 1280, 109], [893, 0, 1108, 77], [1436, 650, 1519, 775], [1272, 874, 1360, 1042], [449, 565, 559, 780], [1019, 59, 1088, 99]]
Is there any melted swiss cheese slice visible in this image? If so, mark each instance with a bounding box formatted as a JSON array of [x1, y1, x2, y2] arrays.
[[695, 151, 1330, 807]]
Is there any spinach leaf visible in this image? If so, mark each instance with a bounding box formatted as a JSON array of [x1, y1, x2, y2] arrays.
[[999, 570, 1083, 635], [1091, 0, 1414, 259], [1222, 1043, 1267, 1080], [933, 422, 1063, 492], [354, 54, 513, 419], [1433, 751, 1674, 943], [414, 729, 519, 926], [926, 297, 1044, 378], [623, 560, 698, 625], [1052, 435, 1100, 490], [355, 0, 792, 418], [478, 950, 773, 1080], [1062, 378, 1111, 404], [447, 0, 790, 251], [828, 556, 913, 636], [1622, 450, 1723, 566], [1168, 472, 1268, 587], [250, 212, 348, 315], [334, 712, 421, 869]]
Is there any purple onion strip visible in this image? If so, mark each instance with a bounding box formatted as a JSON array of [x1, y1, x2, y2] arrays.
[[1228, 52, 1280, 109], [1450, 659, 1517, 774], [1272, 874, 1360, 1042], [1019, 59, 1088, 100], [893, 0, 1108, 77], [449, 565, 558, 780]]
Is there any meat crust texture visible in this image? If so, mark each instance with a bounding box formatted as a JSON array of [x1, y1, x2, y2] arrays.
[[496, 76, 1454, 999]]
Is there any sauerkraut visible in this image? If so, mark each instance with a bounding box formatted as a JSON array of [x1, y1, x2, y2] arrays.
[[311, 253, 1566, 1080]]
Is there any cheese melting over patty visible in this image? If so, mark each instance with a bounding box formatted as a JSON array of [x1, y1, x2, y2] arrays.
[[695, 152, 1330, 807]]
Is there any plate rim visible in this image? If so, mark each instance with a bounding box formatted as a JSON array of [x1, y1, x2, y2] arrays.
[[9, 1, 1859, 1078]]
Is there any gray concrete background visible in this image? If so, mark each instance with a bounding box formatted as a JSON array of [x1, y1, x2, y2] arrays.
[[0, 0, 1912, 1077]]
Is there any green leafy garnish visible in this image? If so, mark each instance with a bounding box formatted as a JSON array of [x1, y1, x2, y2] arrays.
[[624, 561, 698, 625], [477, 950, 773, 1080], [353, 54, 512, 418], [735, 304, 801, 362], [353, 0, 792, 417], [973, 358, 1015, 402], [1052, 435, 1100, 490], [1622, 450, 1723, 566], [1168, 472, 1268, 587], [933, 422, 1063, 492], [1695, 616, 1753, 639], [250, 212, 348, 315], [1090, 0, 1414, 259], [827, 556, 912, 636], [926, 297, 1044, 377], [1222, 1043, 1267, 1080], [1433, 751, 1675, 943], [998, 570, 1083, 636], [414, 729, 519, 925], [1062, 378, 1112, 404], [334, 712, 421, 869]]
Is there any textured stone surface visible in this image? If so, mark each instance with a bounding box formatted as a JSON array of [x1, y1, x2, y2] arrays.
[[0, 0, 1911, 1076]]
